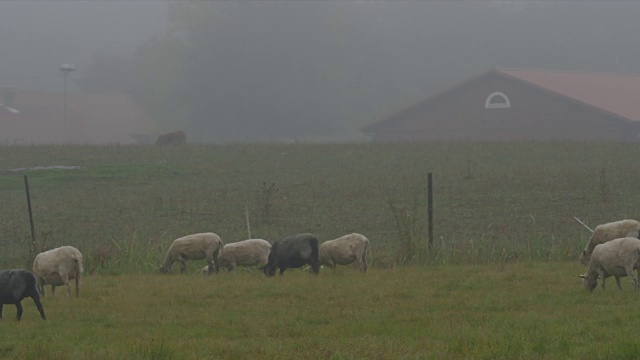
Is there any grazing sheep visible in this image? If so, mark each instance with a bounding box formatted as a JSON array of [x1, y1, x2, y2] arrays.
[[201, 239, 271, 273], [580, 219, 640, 266], [0, 269, 46, 320], [155, 130, 186, 146], [319, 233, 371, 272], [579, 237, 640, 292], [32, 246, 83, 298], [262, 233, 320, 276], [161, 232, 223, 274]]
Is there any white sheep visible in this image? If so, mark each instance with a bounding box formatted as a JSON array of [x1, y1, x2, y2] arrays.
[[161, 232, 223, 274], [580, 237, 640, 291], [201, 238, 271, 273], [580, 219, 640, 265], [32, 246, 83, 298], [319, 233, 371, 272]]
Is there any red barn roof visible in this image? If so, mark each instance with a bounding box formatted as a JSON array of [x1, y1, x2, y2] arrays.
[[498, 68, 640, 122], [363, 68, 640, 136], [0, 91, 157, 145]]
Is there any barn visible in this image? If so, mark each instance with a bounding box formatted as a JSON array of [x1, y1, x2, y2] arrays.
[[0, 89, 157, 145], [361, 68, 640, 142]]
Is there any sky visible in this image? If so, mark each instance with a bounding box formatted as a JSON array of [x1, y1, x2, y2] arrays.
[[0, 1, 167, 92]]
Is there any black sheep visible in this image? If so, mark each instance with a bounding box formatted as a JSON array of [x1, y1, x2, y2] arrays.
[[0, 269, 46, 320], [262, 233, 320, 276]]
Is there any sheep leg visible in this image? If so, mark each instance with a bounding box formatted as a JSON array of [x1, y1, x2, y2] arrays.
[[309, 259, 320, 274], [37, 280, 45, 298], [625, 266, 637, 290], [327, 259, 336, 271], [600, 272, 606, 291], [207, 257, 214, 275], [614, 277, 622, 290], [31, 295, 46, 320], [75, 273, 81, 297], [62, 275, 71, 298], [0, 303, 3, 319], [51, 285, 56, 297], [179, 260, 187, 274], [15, 302, 23, 321]]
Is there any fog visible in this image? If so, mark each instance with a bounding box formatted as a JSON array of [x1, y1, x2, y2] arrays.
[[0, 1, 166, 91], [2, 1, 640, 143]]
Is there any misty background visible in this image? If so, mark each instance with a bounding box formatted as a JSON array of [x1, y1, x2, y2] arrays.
[[1, 1, 640, 143]]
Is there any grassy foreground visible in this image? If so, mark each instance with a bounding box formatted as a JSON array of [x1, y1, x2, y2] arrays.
[[1, 262, 639, 360]]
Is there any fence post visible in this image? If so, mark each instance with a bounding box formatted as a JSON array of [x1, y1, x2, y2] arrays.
[[24, 175, 36, 245], [427, 172, 433, 254]]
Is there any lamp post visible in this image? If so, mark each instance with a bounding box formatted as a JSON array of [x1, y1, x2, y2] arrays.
[[60, 63, 75, 142]]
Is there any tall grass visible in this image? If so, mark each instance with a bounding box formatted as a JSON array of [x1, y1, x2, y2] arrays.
[[0, 142, 639, 272]]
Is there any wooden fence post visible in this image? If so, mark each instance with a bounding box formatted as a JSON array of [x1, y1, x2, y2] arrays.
[[24, 175, 36, 246], [428, 172, 433, 253]]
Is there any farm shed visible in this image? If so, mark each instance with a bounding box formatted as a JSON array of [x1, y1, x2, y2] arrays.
[[0, 89, 157, 145], [361, 68, 640, 142]]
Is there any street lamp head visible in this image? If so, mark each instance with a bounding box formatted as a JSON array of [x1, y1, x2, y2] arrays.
[[60, 63, 76, 73]]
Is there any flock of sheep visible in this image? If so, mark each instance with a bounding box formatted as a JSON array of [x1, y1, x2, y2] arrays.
[[0, 232, 369, 320], [578, 219, 640, 291], [4, 218, 640, 321], [161, 232, 370, 276]]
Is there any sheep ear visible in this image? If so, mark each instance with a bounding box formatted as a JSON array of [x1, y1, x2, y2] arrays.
[[579, 274, 586, 279]]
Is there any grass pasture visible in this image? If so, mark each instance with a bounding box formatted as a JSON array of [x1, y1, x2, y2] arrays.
[[1, 142, 640, 358], [1, 263, 639, 359], [1, 142, 639, 271]]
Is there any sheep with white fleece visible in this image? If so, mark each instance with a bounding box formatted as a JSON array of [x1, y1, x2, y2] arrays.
[[161, 232, 223, 274], [319, 233, 370, 272], [580, 219, 640, 266], [32, 246, 83, 298], [580, 237, 640, 292], [202, 238, 271, 273]]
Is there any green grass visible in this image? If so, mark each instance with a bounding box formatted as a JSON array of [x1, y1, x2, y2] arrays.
[[1, 263, 639, 359], [1, 141, 640, 358]]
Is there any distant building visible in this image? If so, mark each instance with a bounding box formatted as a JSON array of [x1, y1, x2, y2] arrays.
[[0, 89, 157, 145], [361, 68, 640, 142]]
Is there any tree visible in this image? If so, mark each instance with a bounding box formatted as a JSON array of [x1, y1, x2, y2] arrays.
[[75, 54, 136, 94]]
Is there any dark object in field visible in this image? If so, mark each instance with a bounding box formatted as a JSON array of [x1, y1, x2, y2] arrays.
[[155, 130, 186, 146], [0, 269, 46, 320], [262, 233, 320, 276]]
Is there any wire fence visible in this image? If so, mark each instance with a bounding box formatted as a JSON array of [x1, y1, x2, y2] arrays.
[[1, 143, 639, 272]]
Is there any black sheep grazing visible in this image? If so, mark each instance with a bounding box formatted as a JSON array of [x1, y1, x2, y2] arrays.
[[155, 130, 186, 146], [262, 233, 320, 276], [0, 269, 46, 320]]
